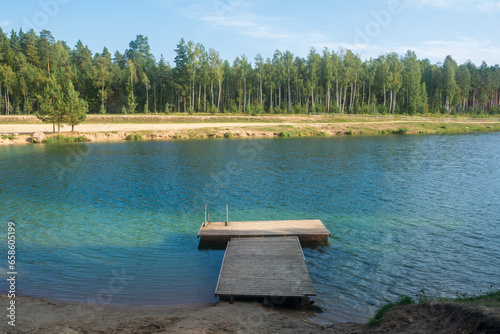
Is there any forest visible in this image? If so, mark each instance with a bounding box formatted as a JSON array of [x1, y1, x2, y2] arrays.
[[0, 28, 499, 116]]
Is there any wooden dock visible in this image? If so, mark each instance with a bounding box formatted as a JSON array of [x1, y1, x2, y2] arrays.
[[215, 236, 316, 303], [198, 219, 330, 244]]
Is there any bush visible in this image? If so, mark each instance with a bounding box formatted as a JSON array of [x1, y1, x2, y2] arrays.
[[121, 105, 127, 115], [392, 127, 409, 134], [224, 132, 232, 138], [126, 134, 143, 141], [2, 135, 16, 140], [230, 104, 239, 114], [278, 131, 292, 137], [42, 134, 88, 143], [99, 104, 106, 114], [292, 104, 305, 114], [378, 104, 388, 115], [187, 106, 195, 115]]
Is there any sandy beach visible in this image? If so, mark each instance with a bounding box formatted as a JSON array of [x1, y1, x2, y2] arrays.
[[1, 295, 499, 333]]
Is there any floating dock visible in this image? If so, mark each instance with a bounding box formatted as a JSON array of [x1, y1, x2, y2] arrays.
[[215, 236, 316, 303], [198, 218, 330, 304], [198, 219, 331, 244]]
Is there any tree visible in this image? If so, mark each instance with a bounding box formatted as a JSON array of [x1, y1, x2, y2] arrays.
[[91, 48, 112, 112], [65, 80, 88, 131], [455, 64, 471, 112], [0, 64, 16, 114], [38, 30, 55, 75], [126, 59, 138, 113], [36, 80, 66, 132], [442, 55, 458, 112], [402, 50, 422, 114], [174, 38, 189, 113]]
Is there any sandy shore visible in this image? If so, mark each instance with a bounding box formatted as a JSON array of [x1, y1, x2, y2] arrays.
[[1, 295, 499, 333], [0, 122, 292, 134], [1, 120, 499, 147]]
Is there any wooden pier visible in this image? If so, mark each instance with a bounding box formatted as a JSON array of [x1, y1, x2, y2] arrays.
[[198, 219, 330, 244], [198, 218, 330, 304], [215, 236, 316, 303]]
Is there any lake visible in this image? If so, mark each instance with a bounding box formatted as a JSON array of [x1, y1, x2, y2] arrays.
[[1, 133, 499, 323]]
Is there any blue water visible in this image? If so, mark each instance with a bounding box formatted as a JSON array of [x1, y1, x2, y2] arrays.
[[1, 134, 499, 322]]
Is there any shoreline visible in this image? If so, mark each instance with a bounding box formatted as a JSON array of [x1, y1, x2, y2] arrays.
[[1, 118, 499, 146], [1, 294, 499, 333]]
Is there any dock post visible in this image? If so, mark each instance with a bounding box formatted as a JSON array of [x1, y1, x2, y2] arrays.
[[226, 204, 228, 226], [204, 204, 208, 227]]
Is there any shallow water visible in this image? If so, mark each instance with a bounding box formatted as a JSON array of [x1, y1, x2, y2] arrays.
[[1, 134, 499, 322]]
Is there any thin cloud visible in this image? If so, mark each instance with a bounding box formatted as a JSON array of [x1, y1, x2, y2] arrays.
[[193, 2, 336, 57], [0, 21, 10, 27], [405, 0, 500, 12]]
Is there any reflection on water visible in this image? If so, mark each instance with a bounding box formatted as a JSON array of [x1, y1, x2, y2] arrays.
[[1, 133, 499, 322]]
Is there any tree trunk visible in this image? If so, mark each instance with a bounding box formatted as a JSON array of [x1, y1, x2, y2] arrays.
[[389, 90, 393, 113], [327, 82, 330, 113], [368, 80, 371, 106], [154, 83, 157, 114], [210, 80, 214, 106], [243, 79, 247, 112], [384, 84, 386, 107], [198, 84, 201, 112], [217, 79, 222, 112], [393, 89, 397, 113], [204, 85, 207, 112]]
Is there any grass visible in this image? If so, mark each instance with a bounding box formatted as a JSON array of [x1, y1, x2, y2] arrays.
[[125, 134, 144, 141], [368, 289, 500, 327], [42, 134, 88, 143], [2, 134, 16, 140], [392, 127, 409, 134], [367, 294, 417, 326]]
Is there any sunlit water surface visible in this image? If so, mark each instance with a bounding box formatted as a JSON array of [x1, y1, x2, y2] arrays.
[[1, 133, 499, 322]]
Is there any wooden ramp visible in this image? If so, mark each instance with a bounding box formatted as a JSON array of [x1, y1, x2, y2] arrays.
[[198, 219, 330, 244], [215, 236, 316, 300]]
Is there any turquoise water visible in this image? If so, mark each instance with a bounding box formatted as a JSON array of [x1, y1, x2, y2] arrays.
[[1, 134, 499, 322]]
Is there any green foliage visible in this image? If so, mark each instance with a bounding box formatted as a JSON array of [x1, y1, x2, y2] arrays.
[[188, 106, 195, 115], [392, 127, 409, 134], [42, 134, 88, 143], [125, 134, 143, 141], [1, 29, 500, 117], [367, 295, 415, 326], [127, 91, 137, 114], [278, 131, 292, 137], [2, 134, 16, 140], [224, 132, 232, 138], [99, 104, 106, 114], [36, 80, 87, 132], [121, 105, 128, 114], [230, 104, 239, 114], [209, 105, 217, 115]]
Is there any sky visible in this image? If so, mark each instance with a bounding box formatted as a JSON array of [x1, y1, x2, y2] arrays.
[[2, 0, 500, 66]]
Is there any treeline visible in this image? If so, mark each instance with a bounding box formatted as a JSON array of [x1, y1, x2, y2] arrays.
[[0, 28, 499, 116]]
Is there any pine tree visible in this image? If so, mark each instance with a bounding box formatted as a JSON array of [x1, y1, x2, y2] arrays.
[[36, 81, 65, 132], [65, 81, 88, 131]]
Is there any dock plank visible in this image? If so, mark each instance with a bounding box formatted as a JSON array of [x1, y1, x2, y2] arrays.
[[198, 220, 330, 243], [215, 236, 316, 298]]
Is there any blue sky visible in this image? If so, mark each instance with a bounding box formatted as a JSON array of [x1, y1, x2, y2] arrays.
[[2, 0, 499, 66]]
